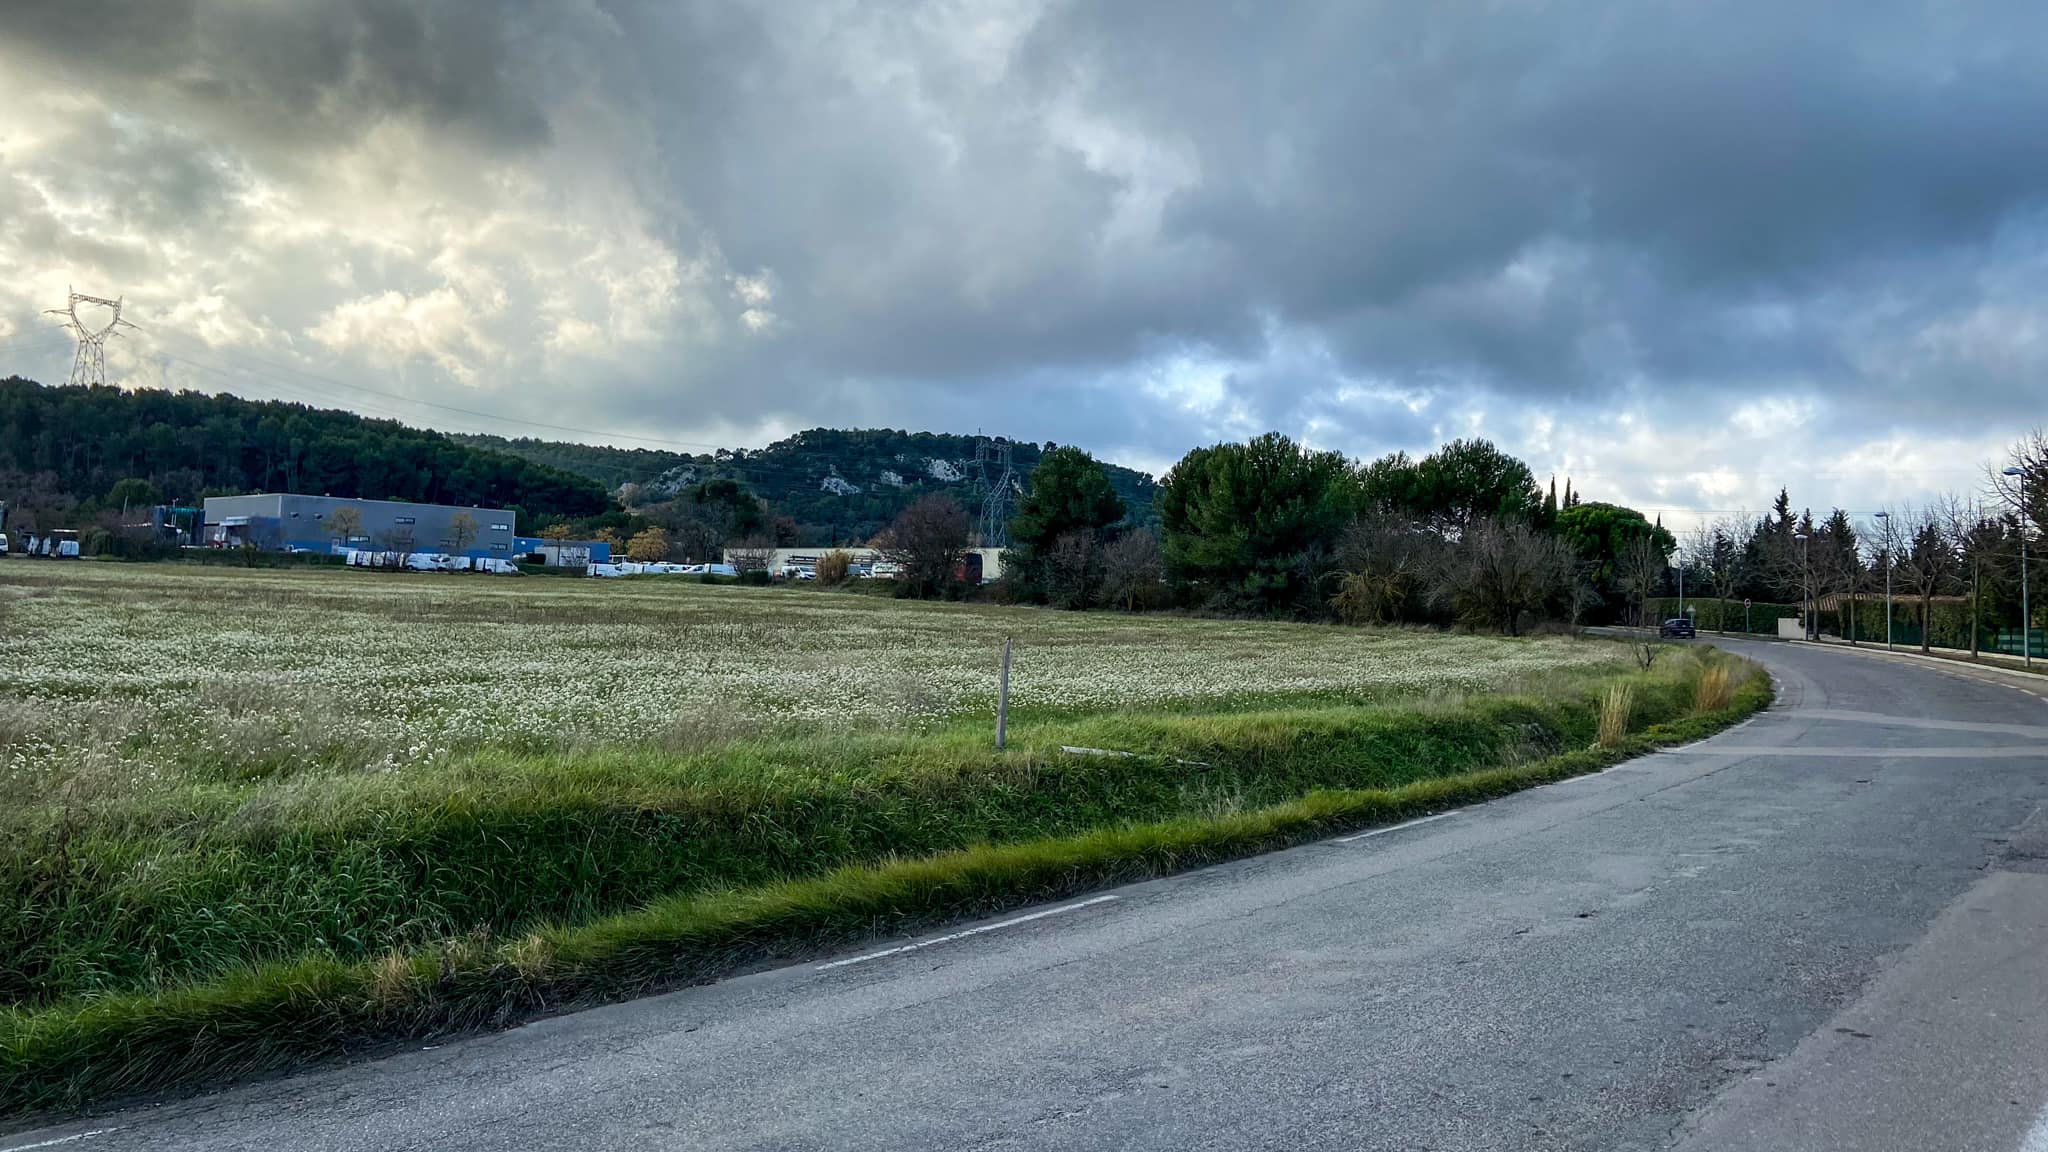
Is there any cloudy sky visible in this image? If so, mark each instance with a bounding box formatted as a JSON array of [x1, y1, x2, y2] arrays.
[[4, 0, 2044, 525]]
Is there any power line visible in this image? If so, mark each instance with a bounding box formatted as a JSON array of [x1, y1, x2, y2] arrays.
[[139, 332, 736, 452], [44, 289, 137, 387], [974, 436, 1015, 548]]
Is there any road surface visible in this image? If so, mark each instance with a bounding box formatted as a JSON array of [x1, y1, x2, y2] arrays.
[[12, 639, 2048, 1152]]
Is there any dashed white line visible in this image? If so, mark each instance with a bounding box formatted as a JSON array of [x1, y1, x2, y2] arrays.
[[0, 1129, 123, 1152], [1335, 810, 1461, 844], [814, 895, 1121, 971]]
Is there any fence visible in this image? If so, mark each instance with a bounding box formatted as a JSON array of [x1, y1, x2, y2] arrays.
[[1649, 595, 2043, 656]]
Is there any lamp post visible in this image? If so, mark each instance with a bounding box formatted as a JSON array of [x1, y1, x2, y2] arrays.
[[1874, 511, 1893, 650], [2006, 466, 2033, 669], [1676, 545, 1685, 621], [1794, 532, 1811, 641]]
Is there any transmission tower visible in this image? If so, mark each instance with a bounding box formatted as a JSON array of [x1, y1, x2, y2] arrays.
[[974, 437, 1015, 548], [44, 288, 138, 387]]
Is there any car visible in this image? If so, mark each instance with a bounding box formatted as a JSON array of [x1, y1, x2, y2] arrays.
[[1659, 617, 1696, 638]]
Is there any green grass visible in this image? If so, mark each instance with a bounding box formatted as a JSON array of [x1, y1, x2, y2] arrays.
[[8, 690, 1616, 1004], [0, 564, 1771, 1116], [0, 645, 1769, 1117]]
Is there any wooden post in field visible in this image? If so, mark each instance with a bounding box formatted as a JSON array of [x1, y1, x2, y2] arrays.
[[996, 637, 1012, 750]]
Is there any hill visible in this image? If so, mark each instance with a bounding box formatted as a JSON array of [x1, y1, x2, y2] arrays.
[[0, 377, 611, 534], [457, 427, 1159, 546]]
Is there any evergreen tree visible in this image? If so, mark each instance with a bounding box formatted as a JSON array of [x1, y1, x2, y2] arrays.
[[1007, 446, 1125, 555], [1156, 433, 1358, 611]]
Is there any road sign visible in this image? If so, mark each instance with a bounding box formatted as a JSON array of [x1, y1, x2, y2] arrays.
[[1744, 598, 1752, 608]]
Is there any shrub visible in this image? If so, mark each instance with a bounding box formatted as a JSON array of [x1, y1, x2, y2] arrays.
[[816, 550, 852, 586]]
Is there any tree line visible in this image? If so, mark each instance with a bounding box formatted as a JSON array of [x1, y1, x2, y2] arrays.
[[841, 429, 2045, 647], [829, 435, 1665, 631], [0, 377, 610, 536], [1666, 433, 2046, 654]]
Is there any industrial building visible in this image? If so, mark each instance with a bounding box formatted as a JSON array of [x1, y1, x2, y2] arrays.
[[202, 494, 518, 557], [512, 536, 614, 566], [741, 546, 1006, 582]]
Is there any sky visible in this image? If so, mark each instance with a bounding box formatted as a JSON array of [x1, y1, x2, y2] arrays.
[[3, 0, 2044, 529]]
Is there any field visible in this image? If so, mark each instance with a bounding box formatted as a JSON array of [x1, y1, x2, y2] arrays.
[[1, 564, 1635, 786], [0, 562, 1767, 1114]]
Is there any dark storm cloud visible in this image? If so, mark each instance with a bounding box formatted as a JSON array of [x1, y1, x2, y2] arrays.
[[7, 0, 2048, 499], [5, 0, 556, 150], [578, 0, 2048, 450]]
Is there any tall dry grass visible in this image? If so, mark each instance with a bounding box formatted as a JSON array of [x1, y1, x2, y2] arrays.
[[1694, 664, 1734, 712], [1597, 682, 1635, 748]]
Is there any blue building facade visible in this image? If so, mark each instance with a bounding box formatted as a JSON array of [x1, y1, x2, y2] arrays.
[[512, 536, 613, 564], [202, 494, 518, 557]]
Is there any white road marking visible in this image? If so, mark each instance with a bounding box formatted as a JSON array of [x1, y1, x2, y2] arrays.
[[1335, 810, 1460, 843], [0, 1129, 123, 1152], [814, 895, 1121, 971], [2018, 1099, 2048, 1152]]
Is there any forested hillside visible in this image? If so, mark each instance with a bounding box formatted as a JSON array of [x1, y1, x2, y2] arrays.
[[461, 427, 1159, 546], [448, 434, 696, 493], [0, 377, 610, 533]]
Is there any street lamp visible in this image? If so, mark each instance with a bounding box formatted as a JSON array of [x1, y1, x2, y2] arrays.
[[1676, 545, 1685, 621], [1873, 511, 1893, 650], [2005, 466, 2032, 669], [1794, 532, 1811, 641]]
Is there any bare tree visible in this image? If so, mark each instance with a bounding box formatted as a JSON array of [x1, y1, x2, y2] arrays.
[[1428, 516, 1577, 636], [377, 525, 418, 566], [1682, 522, 1717, 599], [1948, 499, 2005, 657], [1097, 529, 1166, 612], [723, 534, 776, 575], [1989, 428, 2048, 531], [1895, 502, 1964, 652], [327, 505, 364, 553], [645, 495, 742, 563], [1044, 529, 1102, 610], [446, 511, 479, 557], [1333, 512, 1439, 625], [877, 495, 970, 598], [1616, 534, 1668, 629], [1684, 517, 1742, 633]]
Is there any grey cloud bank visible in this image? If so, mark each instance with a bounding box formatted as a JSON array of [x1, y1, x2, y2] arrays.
[[4, 0, 2045, 518]]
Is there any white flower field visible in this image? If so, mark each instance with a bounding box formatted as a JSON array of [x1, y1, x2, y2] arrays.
[[0, 563, 1632, 796]]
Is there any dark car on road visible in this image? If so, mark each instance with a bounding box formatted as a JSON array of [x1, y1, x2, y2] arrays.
[[1659, 617, 1696, 638]]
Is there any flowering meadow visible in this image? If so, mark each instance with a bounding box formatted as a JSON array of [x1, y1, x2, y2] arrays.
[[0, 562, 1634, 802], [2, 558, 1767, 1118]]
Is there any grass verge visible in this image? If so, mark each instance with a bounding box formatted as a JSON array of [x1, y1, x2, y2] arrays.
[[1, 653, 1770, 1119]]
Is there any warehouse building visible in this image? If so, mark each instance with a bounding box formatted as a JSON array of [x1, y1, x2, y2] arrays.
[[202, 494, 518, 557], [512, 536, 614, 565], [742, 546, 1006, 582]]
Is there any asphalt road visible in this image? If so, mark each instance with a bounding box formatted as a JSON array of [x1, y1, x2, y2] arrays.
[[14, 639, 2048, 1152]]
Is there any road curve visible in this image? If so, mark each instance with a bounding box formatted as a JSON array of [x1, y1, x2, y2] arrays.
[[12, 640, 2048, 1152]]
